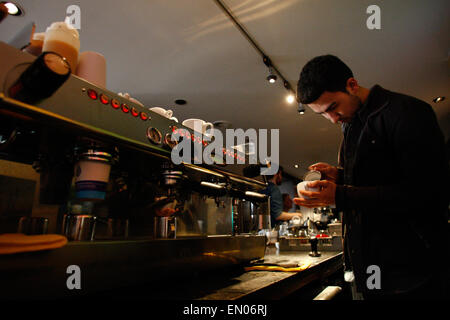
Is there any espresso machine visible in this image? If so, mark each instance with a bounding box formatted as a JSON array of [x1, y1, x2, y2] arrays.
[[0, 42, 269, 299]]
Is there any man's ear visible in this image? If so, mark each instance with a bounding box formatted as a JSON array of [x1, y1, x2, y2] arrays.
[[346, 78, 359, 95]]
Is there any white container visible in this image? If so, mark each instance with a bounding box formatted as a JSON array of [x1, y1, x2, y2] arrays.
[[43, 21, 80, 73]]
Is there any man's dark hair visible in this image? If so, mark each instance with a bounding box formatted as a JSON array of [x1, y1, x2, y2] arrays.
[[297, 55, 354, 104]]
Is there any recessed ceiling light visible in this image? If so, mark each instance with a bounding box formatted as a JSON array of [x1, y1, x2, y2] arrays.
[[174, 99, 187, 105], [433, 96, 445, 103], [1, 2, 24, 16], [294, 164, 299, 169]]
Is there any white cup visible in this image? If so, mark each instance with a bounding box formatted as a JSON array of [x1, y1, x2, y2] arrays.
[[150, 107, 177, 121], [76, 51, 106, 88], [74, 160, 111, 200], [43, 21, 80, 73], [182, 118, 213, 134], [297, 181, 319, 199]]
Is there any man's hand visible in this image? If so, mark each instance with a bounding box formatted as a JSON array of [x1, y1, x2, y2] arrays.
[[309, 162, 339, 183], [293, 180, 336, 208]]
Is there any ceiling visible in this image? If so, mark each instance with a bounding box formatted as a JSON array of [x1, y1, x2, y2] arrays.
[[1, 0, 449, 179]]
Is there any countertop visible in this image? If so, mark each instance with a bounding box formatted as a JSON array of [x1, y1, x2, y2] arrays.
[[91, 246, 343, 300]]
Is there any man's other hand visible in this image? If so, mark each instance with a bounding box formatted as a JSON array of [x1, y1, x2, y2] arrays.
[[308, 162, 339, 183]]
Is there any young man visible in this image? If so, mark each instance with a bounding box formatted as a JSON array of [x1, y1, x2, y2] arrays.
[[294, 55, 449, 300]]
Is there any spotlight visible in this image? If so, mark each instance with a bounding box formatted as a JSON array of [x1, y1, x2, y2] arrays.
[[1, 2, 23, 16], [267, 74, 277, 84], [266, 67, 277, 84], [298, 102, 305, 114], [286, 94, 295, 104], [433, 96, 445, 103]]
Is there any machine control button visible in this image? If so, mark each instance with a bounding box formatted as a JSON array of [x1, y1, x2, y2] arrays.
[[121, 103, 130, 113], [131, 107, 139, 117], [146, 127, 162, 145], [164, 133, 178, 149], [99, 94, 109, 104], [87, 89, 98, 100], [111, 99, 120, 109], [140, 112, 149, 121]]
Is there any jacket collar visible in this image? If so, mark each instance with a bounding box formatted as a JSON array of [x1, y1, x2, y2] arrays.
[[357, 85, 390, 123], [341, 85, 390, 133]]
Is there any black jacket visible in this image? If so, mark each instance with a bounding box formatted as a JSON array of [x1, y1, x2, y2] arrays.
[[335, 85, 449, 294]]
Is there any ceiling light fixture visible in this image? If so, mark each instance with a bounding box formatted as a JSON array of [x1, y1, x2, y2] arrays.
[[214, 0, 304, 112], [298, 102, 305, 114], [283, 81, 296, 104], [432, 96, 445, 103], [267, 68, 277, 84], [294, 164, 299, 169], [286, 94, 295, 104], [1, 1, 23, 16]]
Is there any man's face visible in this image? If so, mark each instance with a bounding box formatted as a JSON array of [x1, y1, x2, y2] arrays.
[[308, 90, 361, 124]]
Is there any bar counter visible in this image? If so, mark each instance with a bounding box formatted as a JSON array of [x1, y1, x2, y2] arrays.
[[89, 246, 344, 300]]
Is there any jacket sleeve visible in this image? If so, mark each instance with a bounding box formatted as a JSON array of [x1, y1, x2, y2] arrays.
[[335, 100, 449, 213]]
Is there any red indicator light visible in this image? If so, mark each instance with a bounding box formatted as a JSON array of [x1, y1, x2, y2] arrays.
[[111, 99, 120, 109], [99, 94, 109, 104], [87, 89, 97, 100], [131, 107, 139, 117], [121, 103, 130, 113], [140, 112, 148, 121]]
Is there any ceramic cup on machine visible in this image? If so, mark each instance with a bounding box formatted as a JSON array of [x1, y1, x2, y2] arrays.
[[182, 118, 213, 135], [75, 51, 106, 88], [23, 32, 45, 56], [149, 107, 178, 122], [42, 21, 80, 73]]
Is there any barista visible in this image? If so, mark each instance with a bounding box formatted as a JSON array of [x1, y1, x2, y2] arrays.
[[261, 166, 301, 228]]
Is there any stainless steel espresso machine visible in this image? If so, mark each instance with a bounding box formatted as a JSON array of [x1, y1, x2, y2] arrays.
[[0, 42, 269, 299]]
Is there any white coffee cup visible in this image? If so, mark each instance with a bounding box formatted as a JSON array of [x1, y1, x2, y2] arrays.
[[43, 21, 80, 73], [150, 107, 178, 122], [297, 181, 319, 199], [182, 118, 213, 134]]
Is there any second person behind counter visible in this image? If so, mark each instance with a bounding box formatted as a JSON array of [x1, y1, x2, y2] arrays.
[[260, 166, 301, 228]]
